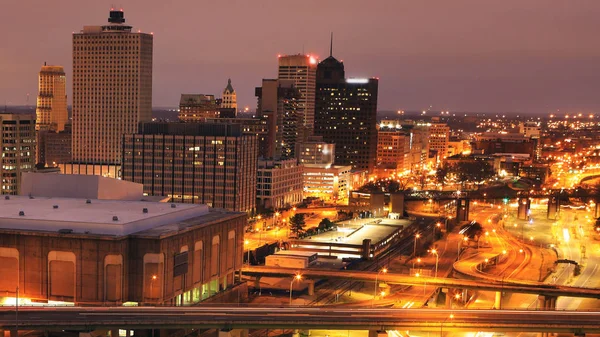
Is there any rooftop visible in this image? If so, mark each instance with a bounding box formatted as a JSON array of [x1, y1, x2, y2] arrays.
[[0, 196, 228, 237]]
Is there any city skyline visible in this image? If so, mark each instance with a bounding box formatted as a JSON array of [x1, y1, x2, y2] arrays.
[[2, 1, 600, 114]]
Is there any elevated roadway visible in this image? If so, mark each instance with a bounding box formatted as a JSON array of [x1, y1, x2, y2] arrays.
[[2, 307, 600, 333], [242, 266, 600, 299]]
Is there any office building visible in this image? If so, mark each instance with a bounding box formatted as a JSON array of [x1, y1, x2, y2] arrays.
[[0, 193, 245, 306], [71, 10, 153, 177], [38, 127, 72, 167], [204, 117, 269, 158], [472, 132, 537, 158], [297, 136, 335, 166], [303, 164, 351, 203], [122, 123, 257, 214], [429, 123, 450, 162], [0, 113, 36, 195], [179, 94, 221, 122], [256, 159, 303, 210], [278, 54, 317, 134], [255, 79, 300, 159], [314, 54, 378, 173], [376, 125, 410, 173], [35, 64, 68, 132], [221, 79, 237, 112]]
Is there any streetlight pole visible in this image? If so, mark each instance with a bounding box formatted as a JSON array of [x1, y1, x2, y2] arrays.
[[245, 240, 251, 266], [372, 267, 387, 307], [440, 314, 454, 337], [150, 275, 157, 303], [434, 222, 441, 240], [413, 233, 420, 257], [289, 274, 302, 306], [431, 249, 439, 279]]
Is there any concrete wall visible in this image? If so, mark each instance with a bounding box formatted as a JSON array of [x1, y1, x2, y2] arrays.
[[20, 172, 143, 200]]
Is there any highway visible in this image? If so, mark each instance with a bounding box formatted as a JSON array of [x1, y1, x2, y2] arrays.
[[242, 266, 600, 299], [2, 307, 600, 333]]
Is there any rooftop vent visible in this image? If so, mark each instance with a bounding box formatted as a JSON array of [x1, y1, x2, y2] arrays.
[[58, 229, 73, 234], [143, 208, 148, 214], [4, 196, 9, 200], [112, 216, 119, 222], [171, 203, 177, 208], [86, 199, 92, 204], [18, 211, 24, 216], [53, 205, 59, 209]]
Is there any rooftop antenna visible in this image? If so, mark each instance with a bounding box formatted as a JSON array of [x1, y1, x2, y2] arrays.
[[302, 44, 305, 55], [330, 32, 333, 57]]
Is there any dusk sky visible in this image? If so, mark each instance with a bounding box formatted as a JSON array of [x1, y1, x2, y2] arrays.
[[2, 0, 600, 114]]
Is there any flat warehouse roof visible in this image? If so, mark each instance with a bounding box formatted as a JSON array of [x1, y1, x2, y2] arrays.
[[0, 196, 211, 236]]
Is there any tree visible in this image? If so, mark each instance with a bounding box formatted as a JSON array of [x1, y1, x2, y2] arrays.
[[435, 165, 449, 189], [450, 160, 496, 188], [318, 218, 334, 231], [289, 214, 306, 236]]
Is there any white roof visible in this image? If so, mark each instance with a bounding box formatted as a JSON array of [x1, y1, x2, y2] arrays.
[[0, 196, 210, 236]]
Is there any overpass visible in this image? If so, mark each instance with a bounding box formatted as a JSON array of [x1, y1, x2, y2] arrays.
[[2, 307, 600, 333], [242, 266, 600, 300]]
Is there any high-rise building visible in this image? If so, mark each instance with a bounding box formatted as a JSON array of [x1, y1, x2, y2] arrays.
[[0, 113, 36, 195], [429, 123, 450, 162], [278, 54, 317, 134], [122, 122, 257, 214], [179, 94, 221, 122], [314, 54, 378, 173], [222, 79, 237, 112], [255, 79, 300, 159], [36, 64, 68, 132], [71, 10, 153, 177]]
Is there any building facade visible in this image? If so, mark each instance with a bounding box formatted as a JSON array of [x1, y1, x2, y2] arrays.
[[1, 113, 36, 195], [255, 79, 300, 159], [36, 65, 68, 132], [179, 94, 221, 122], [256, 159, 303, 210], [376, 126, 410, 173], [38, 128, 72, 167], [314, 55, 378, 173], [429, 123, 450, 162], [297, 136, 335, 166], [72, 10, 153, 173], [122, 123, 257, 214], [0, 195, 245, 306], [222, 79, 237, 112], [303, 164, 351, 203], [278, 54, 317, 133]]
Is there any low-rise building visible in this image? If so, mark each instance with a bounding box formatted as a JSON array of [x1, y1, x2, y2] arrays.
[[0, 195, 245, 306], [303, 164, 351, 203], [256, 159, 303, 210]]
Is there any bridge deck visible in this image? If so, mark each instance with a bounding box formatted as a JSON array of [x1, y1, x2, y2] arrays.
[[242, 266, 600, 299]]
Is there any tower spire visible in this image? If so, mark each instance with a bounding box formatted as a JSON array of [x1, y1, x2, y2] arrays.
[[329, 32, 333, 57]]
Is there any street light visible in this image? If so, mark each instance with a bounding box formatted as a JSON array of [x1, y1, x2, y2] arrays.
[[441, 313, 454, 337], [434, 222, 441, 239], [431, 249, 439, 279], [372, 267, 387, 307], [289, 274, 302, 306], [150, 275, 157, 301], [413, 233, 421, 257], [244, 240, 251, 266]]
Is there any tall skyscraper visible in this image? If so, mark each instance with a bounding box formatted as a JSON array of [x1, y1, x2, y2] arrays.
[[314, 53, 379, 173], [35, 64, 68, 132], [255, 79, 300, 159], [277, 54, 317, 134], [429, 123, 450, 162], [0, 113, 36, 195], [71, 10, 153, 177], [222, 79, 237, 111]]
